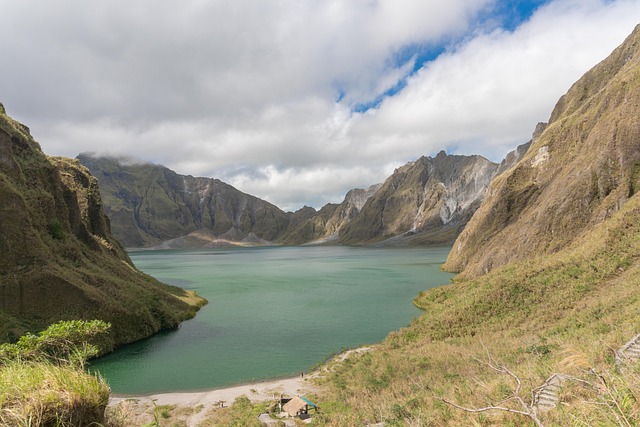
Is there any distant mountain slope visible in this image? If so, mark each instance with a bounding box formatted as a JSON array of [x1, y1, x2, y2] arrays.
[[278, 184, 383, 245], [339, 151, 500, 245], [444, 24, 640, 278], [0, 105, 205, 346], [77, 154, 291, 248]]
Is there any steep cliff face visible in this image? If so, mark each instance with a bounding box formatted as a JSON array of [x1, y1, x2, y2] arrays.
[[339, 152, 499, 245], [0, 105, 205, 345], [444, 24, 640, 278], [78, 154, 290, 248]]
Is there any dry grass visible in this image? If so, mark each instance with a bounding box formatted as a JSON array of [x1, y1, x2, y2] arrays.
[[312, 193, 640, 425], [0, 360, 109, 426]]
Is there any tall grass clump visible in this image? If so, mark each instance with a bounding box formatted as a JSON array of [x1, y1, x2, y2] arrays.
[[0, 320, 111, 426]]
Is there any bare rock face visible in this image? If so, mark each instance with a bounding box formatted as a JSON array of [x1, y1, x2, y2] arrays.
[[279, 184, 384, 245], [444, 24, 640, 278], [0, 105, 204, 345], [339, 151, 499, 245]]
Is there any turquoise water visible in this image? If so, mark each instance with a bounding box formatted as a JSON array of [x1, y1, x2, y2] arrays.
[[91, 246, 453, 394]]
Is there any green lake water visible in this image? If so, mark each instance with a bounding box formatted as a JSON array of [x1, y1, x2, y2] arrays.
[[91, 246, 453, 394]]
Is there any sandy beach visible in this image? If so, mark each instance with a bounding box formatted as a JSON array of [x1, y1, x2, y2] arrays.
[[109, 373, 318, 407], [109, 374, 318, 426], [109, 374, 318, 427]]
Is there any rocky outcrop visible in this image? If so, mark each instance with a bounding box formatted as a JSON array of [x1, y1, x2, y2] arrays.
[[339, 151, 499, 245], [0, 105, 205, 346], [444, 24, 640, 277]]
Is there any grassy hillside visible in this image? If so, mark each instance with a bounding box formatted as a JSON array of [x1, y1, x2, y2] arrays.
[[0, 104, 206, 347], [314, 187, 640, 426], [0, 321, 112, 426]]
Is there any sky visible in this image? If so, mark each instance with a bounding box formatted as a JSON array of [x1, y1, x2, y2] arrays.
[[1, 0, 640, 211]]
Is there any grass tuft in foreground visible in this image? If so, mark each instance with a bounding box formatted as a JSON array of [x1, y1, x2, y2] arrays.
[[0, 320, 112, 426]]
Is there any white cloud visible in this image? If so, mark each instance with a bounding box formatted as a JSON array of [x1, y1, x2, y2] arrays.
[[349, 0, 640, 162], [1, 0, 639, 211]]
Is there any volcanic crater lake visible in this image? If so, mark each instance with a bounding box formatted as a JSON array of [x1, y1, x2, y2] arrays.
[[91, 246, 453, 394]]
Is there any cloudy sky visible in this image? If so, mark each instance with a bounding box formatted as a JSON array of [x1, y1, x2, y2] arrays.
[[1, 0, 639, 211]]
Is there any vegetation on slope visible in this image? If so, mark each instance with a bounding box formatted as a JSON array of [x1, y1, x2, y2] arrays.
[[77, 154, 291, 248], [311, 181, 640, 426], [80, 151, 504, 248], [0, 104, 206, 346]]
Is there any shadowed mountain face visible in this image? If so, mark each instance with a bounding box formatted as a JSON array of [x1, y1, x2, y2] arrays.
[[77, 154, 291, 248], [444, 24, 640, 278], [0, 105, 205, 346]]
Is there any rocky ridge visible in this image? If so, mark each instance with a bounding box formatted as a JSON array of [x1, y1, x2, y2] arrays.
[[338, 152, 499, 245], [444, 24, 640, 278]]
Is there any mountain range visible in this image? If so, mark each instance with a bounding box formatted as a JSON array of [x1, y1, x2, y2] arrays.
[[78, 139, 535, 249]]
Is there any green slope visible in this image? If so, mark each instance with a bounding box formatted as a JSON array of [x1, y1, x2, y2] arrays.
[[0, 104, 206, 347], [316, 163, 640, 426]]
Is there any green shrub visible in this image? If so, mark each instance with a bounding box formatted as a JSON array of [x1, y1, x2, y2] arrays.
[[0, 319, 111, 367], [48, 219, 65, 240]]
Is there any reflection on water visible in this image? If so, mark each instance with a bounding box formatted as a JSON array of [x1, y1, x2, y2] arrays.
[[91, 246, 453, 394]]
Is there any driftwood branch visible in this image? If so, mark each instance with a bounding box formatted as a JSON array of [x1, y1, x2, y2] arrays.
[[436, 396, 546, 427], [435, 342, 546, 427], [435, 396, 535, 418]]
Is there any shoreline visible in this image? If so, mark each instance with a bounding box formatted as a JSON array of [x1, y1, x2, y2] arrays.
[[107, 346, 372, 426], [109, 346, 373, 405], [108, 372, 319, 427], [109, 373, 317, 407]]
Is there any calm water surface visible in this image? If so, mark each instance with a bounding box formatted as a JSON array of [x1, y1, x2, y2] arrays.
[[91, 246, 453, 393]]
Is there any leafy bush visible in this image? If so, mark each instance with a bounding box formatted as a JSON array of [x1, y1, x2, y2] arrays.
[[48, 219, 65, 240], [0, 319, 111, 367]]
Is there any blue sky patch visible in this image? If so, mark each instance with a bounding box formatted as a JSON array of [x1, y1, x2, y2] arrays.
[[350, 0, 552, 113]]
